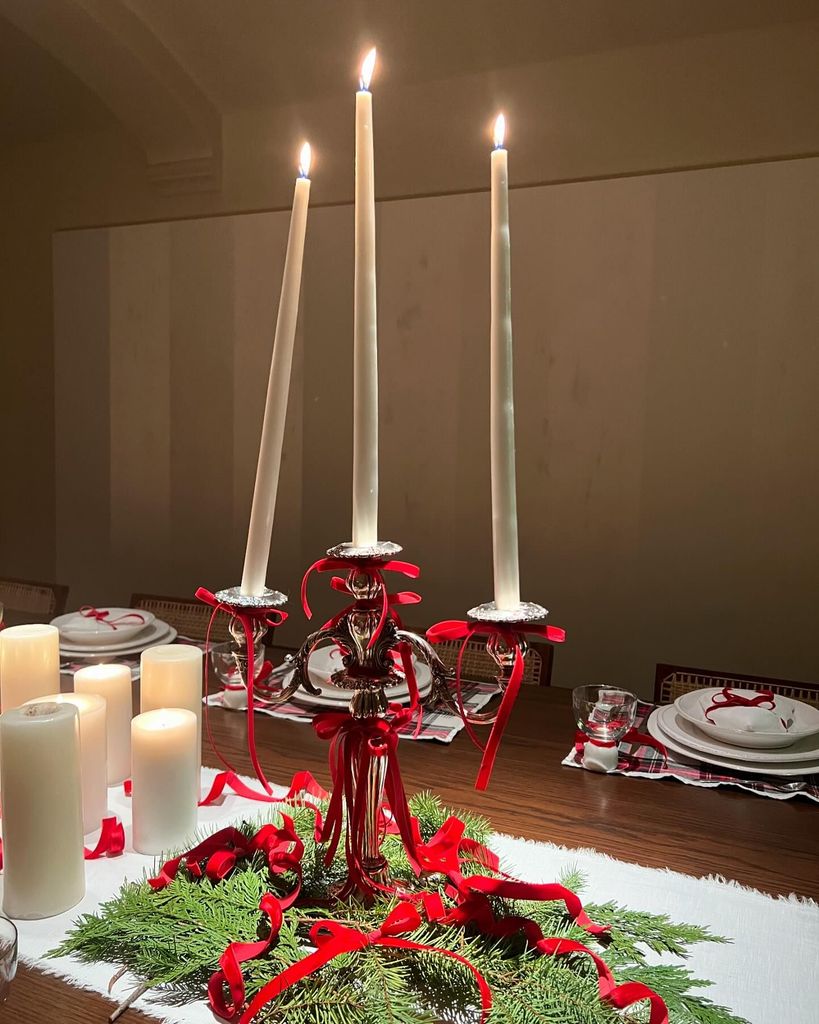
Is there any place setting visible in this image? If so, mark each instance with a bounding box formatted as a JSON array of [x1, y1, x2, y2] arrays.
[[564, 683, 819, 800], [51, 606, 178, 679]]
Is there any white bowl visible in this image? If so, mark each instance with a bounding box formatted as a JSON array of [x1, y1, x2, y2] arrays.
[[675, 688, 819, 750], [53, 608, 155, 646]]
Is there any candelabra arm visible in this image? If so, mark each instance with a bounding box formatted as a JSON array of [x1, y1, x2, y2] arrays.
[[394, 628, 452, 705]]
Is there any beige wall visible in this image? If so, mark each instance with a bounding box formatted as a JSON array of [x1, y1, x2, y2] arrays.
[[2, 20, 819, 692], [52, 157, 819, 693]]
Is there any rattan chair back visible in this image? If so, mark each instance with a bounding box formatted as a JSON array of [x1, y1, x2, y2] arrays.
[[0, 577, 69, 626], [130, 593, 232, 643], [654, 663, 819, 710], [428, 634, 552, 687]]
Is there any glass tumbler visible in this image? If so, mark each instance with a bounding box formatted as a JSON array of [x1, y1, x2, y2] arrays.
[[572, 685, 638, 771]]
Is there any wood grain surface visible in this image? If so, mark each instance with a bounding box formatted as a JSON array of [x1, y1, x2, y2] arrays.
[[7, 686, 817, 1022]]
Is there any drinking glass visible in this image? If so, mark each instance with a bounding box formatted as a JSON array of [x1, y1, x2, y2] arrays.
[[0, 915, 18, 1005], [572, 685, 637, 744]]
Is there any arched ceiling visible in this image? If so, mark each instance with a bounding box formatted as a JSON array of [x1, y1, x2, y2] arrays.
[[1, 0, 817, 191]]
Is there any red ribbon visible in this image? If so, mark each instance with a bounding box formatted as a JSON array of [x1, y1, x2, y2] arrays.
[[209, 893, 283, 1020], [301, 557, 420, 650], [79, 606, 146, 630], [196, 586, 288, 795], [236, 901, 493, 1024], [426, 619, 566, 790], [704, 686, 776, 723], [313, 707, 419, 899], [574, 728, 668, 761], [148, 816, 303, 906], [0, 816, 124, 870]]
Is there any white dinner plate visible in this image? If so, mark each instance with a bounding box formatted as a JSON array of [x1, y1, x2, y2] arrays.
[[52, 608, 156, 646], [59, 621, 176, 656], [675, 688, 819, 750], [656, 703, 819, 763], [648, 707, 819, 777]]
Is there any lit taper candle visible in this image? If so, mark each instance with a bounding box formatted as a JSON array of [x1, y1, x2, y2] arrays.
[[490, 113, 521, 609], [352, 47, 379, 546], [241, 142, 313, 595]]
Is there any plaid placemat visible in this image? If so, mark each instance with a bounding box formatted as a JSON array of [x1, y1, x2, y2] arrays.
[[563, 701, 819, 802], [206, 677, 498, 743]]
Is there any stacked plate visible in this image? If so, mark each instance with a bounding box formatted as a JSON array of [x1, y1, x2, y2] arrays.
[[292, 645, 432, 709], [51, 607, 178, 662], [647, 688, 819, 777]]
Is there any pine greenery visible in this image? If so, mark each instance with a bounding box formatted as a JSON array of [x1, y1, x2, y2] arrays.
[[50, 791, 749, 1024]]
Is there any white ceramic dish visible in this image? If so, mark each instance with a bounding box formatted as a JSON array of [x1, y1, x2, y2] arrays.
[[675, 688, 819, 750], [59, 622, 176, 657], [648, 706, 819, 777], [53, 608, 156, 646]]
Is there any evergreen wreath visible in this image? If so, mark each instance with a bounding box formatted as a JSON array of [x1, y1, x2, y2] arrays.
[[52, 791, 748, 1024]]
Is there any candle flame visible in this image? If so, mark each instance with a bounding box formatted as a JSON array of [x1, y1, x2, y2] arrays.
[[494, 113, 506, 149], [299, 141, 312, 178], [360, 47, 377, 90]]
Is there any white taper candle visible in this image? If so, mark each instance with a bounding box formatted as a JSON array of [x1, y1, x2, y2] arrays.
[[352, 47, 379, 546], [240, 143, 312, 596], [490, 114, 521, 610]]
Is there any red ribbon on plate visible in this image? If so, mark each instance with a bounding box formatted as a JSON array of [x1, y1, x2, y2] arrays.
[[78, 606, 146, 630], [704, 686, 776, 723], [425, 618, 566, 790]]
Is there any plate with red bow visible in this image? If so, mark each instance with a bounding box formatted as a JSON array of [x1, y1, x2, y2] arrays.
[[675, 687, 819, 750]]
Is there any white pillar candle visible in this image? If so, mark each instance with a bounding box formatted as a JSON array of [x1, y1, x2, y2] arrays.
[[0, 702, 85, 919], [131, 708, 198, 855], [140, 644, 203, 769], [73, 663, 132, 785], [241, 143, 313, 596], [25, 692, 107, 834], [352, 47, 379, 546], [0, 624, 60, 712], [490, 113, 521, 610]]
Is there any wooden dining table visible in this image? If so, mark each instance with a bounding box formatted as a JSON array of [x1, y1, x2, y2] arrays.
[[8, 684, 818, 1022]]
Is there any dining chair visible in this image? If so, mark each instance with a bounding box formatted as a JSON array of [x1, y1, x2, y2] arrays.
[[129, 593, 233, 643], [0, 576, 69, 626], [417, 627, 554, 686], [654, 663, 819, 710]]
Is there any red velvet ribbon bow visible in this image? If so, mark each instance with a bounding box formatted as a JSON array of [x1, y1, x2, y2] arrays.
[[235, 901, 493, 1024], [426, 618, 566, 790], [704, 686, 776, 723], [196, 586, 288, 795], [574, 728, 668, 761], [0, 816, 124, 871], [301, 557, 420, 650], [313, 707, 419, 899], [148, 817, 303, 905], [79, 606, 146, 630]]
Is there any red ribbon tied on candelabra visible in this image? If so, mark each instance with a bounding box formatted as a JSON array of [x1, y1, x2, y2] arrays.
[[425, 619, 566, 791], [236, 901, 493, 1024], [312, 706, 419, 899], [196, 586, 288, 795], [79, 606, 146, 630], [301, 556, 420, 650], [704, 686, 776, 723]]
